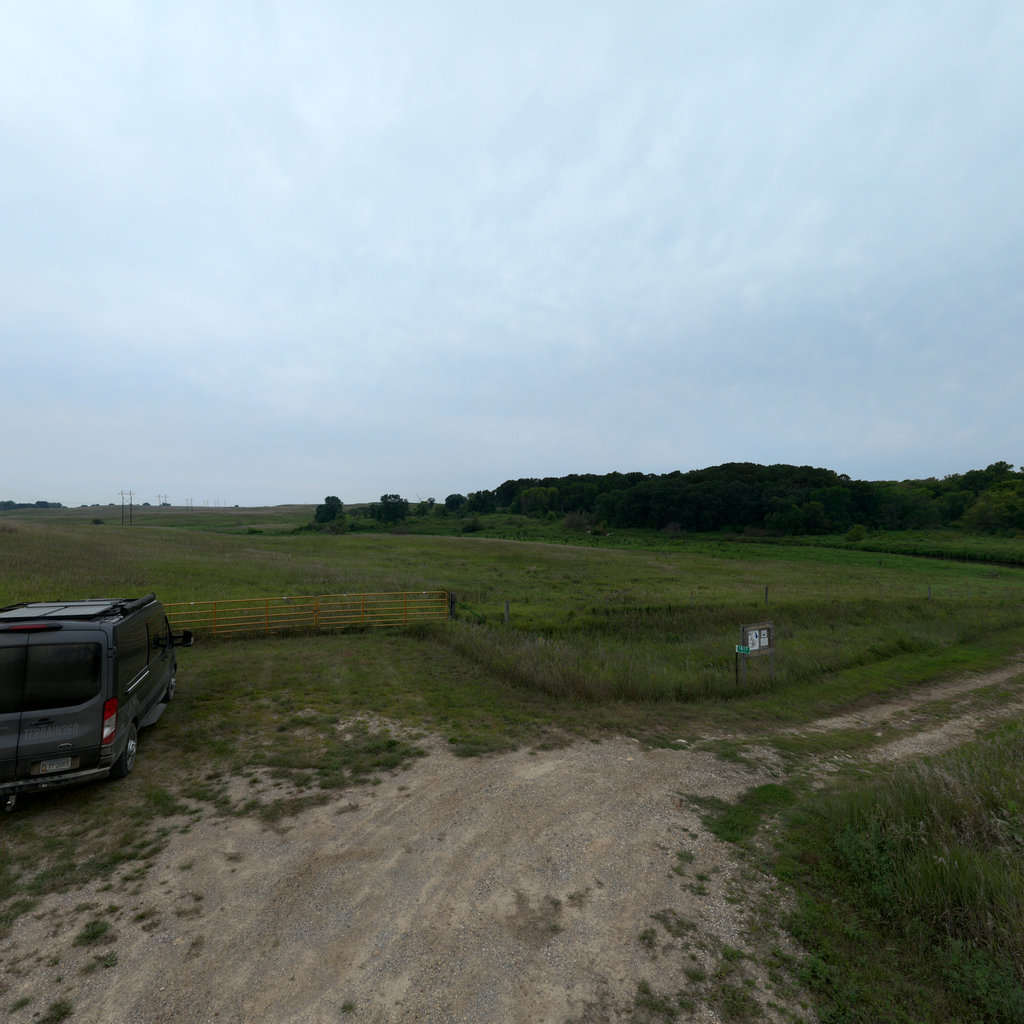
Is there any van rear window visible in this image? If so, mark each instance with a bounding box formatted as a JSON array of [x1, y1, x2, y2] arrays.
[[0, 647, 24, 714], [0, 644, 102, 712]]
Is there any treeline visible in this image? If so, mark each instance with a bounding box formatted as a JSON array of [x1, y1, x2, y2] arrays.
[[449, 461, 1024, 535], [0, 500, 63, 510]]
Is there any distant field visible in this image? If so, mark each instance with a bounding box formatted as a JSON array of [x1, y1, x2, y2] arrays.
[[2, 505, 1023, 729]]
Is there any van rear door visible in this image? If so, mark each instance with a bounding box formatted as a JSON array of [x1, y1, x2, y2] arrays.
[[0, 635, 28, 783], [15, 630, 106, 782]]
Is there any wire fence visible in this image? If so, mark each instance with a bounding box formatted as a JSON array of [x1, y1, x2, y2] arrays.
[[165, 591, 451, 639]]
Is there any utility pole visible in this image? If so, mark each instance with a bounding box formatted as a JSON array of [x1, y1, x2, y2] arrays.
[[118, 489, 135, 526]]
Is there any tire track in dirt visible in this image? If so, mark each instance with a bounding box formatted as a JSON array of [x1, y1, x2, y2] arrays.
[[783, 659, 1024, 764]]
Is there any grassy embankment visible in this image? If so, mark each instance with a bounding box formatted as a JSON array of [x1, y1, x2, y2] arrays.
[[1, 506, 1023, 1021]]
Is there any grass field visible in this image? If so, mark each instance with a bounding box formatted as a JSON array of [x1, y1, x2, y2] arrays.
[[2, 505, 1023, 1021]]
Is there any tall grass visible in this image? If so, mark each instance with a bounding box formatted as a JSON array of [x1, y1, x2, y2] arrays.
[[427, 590, 1024, 710], [782, 721, 1024, 1022]]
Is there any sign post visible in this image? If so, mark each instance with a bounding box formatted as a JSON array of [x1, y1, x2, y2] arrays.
[[735, 621, 775, 686]]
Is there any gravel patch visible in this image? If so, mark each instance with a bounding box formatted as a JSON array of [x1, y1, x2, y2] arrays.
[[2, 736, 804, 1024]]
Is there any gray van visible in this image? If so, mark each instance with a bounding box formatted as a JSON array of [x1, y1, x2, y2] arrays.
[[0, 594, 192, 808]]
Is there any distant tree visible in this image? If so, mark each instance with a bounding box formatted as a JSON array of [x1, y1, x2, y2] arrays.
[[519, 486, 556, 516], [314, 495, 344, 525], [765, 499, 806, 535], [962, 481, 1024, 533], [445, 493, 468, 514], [374, 494, 409, 524], [959, 461, 1016, 495], [466, 489, 497, 514], [494, 479, 521, 508]]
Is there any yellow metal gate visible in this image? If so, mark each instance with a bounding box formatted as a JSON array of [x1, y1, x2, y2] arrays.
[[165, 592, 449, 638]]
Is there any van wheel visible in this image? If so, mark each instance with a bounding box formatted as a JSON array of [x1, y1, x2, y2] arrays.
[[110, 722, 138, 779], [164, 663, 176, 703]]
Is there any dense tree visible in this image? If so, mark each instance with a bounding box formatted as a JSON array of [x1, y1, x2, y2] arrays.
[[466, 489, 497, 514], [314, 495, 344, 525], [961, 480, 1024, 533], [346, 461, 1023, 538], [373, 493, 409, 524], [471, 461, 1024, 536]]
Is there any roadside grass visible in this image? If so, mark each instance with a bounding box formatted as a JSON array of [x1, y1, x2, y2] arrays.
[[632, 942, 768, 1024], [686, 784, 798, 845], [776, 719, 1024, 1024]]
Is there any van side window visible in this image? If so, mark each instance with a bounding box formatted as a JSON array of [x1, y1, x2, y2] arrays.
[[22, 644, 103, 711], [0, 647, 26, 714], [150, 616, 170, 650], [116, 624, 149, 687]]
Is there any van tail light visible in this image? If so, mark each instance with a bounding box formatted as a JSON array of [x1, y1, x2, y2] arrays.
[[102, 698, 118, 745]]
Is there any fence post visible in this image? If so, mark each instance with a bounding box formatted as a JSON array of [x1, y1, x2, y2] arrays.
[[448, 593, 457, 619]]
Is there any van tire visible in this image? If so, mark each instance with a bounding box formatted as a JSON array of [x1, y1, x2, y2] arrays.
[[110, 722, 138, 779], [164, 663, 177, 703]]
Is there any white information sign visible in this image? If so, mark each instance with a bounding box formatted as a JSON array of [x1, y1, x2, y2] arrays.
[[739, 622, 774, 657], [737, 621, 776, 681]]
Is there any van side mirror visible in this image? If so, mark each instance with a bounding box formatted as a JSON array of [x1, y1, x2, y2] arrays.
[[172, 630, 194, 648]]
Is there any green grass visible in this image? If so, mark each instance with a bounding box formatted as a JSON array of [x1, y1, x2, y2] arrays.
[[72, 918, 111, 946], [777, 720, 1024, 1023], [688, 783, 798, 845], [36, 1000, 74, 1024]]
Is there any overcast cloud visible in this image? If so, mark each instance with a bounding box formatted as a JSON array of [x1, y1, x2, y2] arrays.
[[3, 1, 1021, 507]]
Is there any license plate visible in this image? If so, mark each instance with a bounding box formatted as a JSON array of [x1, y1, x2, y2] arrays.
[[39, 757, 73, 774]]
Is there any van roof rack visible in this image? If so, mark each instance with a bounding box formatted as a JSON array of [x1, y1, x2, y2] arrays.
[[0, 594, 157, 622]]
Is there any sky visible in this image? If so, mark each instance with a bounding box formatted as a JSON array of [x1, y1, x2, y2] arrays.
[[2, 1, 1022, 508]]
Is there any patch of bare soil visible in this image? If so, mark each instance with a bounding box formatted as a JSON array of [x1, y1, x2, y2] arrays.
[[3, 660, 1022, 1024]]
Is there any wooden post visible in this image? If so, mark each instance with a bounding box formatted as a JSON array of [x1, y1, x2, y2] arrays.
[[504, 600, 510, 625]]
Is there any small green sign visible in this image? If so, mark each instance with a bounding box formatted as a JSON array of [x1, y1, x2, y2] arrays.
[[735, 644, 750, 654]]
